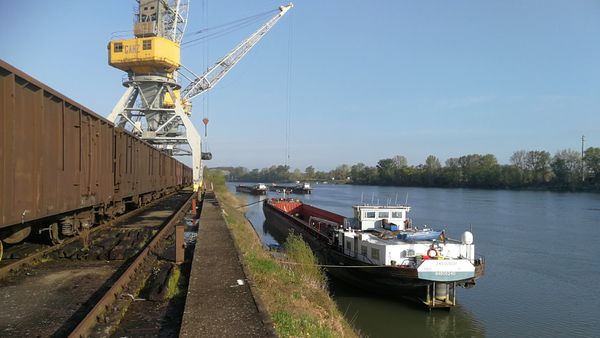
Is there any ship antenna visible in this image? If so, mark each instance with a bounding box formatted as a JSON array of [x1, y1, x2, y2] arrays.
[[361, 192, 364, 204], [395, 192, 398, 205], [404, 192, 409, 206], [371, 192, 375, 205]]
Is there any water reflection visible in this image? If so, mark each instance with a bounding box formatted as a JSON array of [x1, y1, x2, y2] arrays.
[[262, 219, 288, 245], [331, 277, 485, 338]]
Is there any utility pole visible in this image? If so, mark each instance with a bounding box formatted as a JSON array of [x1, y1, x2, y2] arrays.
[[581, 135, 585, 183]]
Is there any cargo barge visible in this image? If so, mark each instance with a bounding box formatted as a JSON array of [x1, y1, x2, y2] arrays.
[[268, 183, 312, 194], [263, 198, 485, 308], [268, 185, 292, 194], [236, 184, 268, 195]]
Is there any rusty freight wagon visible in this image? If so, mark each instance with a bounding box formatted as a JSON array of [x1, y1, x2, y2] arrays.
[[0, 60, 192, 259]]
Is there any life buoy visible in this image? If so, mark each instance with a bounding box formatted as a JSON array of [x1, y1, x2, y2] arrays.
[[427, 248, 438, 258]]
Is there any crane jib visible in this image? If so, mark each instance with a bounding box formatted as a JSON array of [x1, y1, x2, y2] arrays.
[[182, 3, 294, 102]]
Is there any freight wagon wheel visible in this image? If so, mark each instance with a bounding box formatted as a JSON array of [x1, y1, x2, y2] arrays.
[[49, 223, 64, 245], [2, 226, 32, 244]]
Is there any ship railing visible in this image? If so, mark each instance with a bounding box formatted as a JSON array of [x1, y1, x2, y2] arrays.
[[358, 252, 377, 265], [309, 216, 339, 230], [473, 254, 485, 266]]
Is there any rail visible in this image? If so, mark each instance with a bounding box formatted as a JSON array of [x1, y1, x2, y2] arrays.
[[0, 191, 182, 280], [68, 191, 196, 337]]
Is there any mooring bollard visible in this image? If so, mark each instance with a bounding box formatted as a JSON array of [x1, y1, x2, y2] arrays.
[[176, 224, 185, 264]]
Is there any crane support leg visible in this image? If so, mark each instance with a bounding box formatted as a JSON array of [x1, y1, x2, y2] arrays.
[[174, 101, 202, 190]]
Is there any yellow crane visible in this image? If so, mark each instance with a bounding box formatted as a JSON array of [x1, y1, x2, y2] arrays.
[[107, 1, 293, 191]]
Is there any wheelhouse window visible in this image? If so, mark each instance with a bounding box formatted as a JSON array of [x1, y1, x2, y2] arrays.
[[346, 240, 352, 250], [391, 211, 403, 218], [361, 245, 367, 257], [114, 42, 123, 53], [371, 248, 380, 260], [143, 39, 152, 50], [365, 211, 376, 218], [378, 212, 389, 218]]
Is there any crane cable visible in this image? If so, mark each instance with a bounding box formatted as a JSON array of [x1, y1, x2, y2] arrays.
[[182, 8, 277, 47], [186, 9, 276, 37], [284, 11, 294, 167], [201, 0, 211, 154]]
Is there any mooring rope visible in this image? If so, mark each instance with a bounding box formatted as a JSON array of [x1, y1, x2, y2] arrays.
[[272, 259, 392, 269], [235, 199, 265, 209]]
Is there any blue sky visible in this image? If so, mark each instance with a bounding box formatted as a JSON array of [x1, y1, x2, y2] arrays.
[[1, 0, 599, 171]]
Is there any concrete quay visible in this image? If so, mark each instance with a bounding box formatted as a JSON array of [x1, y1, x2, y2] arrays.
[[179, 191, 274, 337]]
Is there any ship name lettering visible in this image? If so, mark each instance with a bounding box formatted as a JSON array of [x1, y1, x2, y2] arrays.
[[435, 271, 456, 276]]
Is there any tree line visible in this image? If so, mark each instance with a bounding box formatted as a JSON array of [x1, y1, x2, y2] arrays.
[[219, 147, 600, 192]]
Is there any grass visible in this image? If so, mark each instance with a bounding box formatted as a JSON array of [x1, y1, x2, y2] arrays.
[[165, 265, 181, 299], [207, 170, 358, 338]]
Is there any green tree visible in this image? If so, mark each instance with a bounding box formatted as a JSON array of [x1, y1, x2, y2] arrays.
[[551, 149, 582, 188], [499, 165, 524, 188], [362, 166, 378, 184], [438, 158, 462, 187], [305, 166, 315, 179], [584, 147, 600, 184], [527, 151, 552, 185], [332, 164, 350, 181], [510, 150, 530, 185], [425, 155, 441, 170], [510, 150, 552, 185], [350, 163, 366, 183], [377, 158, 397, 184], [396, 165, 418, 185], [457, 154, 500, 187], [242, 168, 259, 181], [422, 155, 441, 186], [392, 155, 408, 168], [290, 168, 303, 181]]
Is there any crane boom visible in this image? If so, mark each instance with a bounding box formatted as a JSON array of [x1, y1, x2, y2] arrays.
[[182, 3, 293, 101]]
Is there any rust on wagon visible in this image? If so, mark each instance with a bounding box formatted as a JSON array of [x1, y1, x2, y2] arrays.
[[1, 59, 193, 254]]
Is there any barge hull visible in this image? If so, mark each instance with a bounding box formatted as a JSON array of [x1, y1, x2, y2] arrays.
[[263, 202, 442, 301]]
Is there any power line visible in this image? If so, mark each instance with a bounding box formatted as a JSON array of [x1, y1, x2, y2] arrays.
[[284, 11, 294, 167]]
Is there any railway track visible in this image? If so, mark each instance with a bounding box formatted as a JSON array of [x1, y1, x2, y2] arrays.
[[0, 190, 196, 337], [0, 191, 184, 280]]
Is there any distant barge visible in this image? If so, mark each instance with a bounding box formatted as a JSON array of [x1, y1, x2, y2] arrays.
[[263, 198, 485, 308], [236, 184, 267, 195], [269, 183, 312, 194]]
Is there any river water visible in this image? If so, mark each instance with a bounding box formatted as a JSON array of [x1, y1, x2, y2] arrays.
[[227, 183, 600, 338]]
